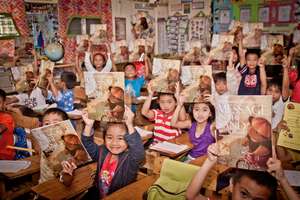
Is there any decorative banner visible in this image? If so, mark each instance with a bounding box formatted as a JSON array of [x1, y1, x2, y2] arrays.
[[277, 102, 300, 151]]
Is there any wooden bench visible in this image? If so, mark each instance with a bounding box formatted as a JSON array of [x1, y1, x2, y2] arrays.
[[31, 162, 96, 200], [0, 155, 40, 200]]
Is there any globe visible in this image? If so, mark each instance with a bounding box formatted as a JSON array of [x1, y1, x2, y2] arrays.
[[44, 42, 64, 62]]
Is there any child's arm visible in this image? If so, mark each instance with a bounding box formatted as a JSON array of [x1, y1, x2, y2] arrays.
[[81, 110, 99, 161], [124, 106, 145, 162], [267, 158, 300, 200], [281, 56, 290, 101], [144, 55, 150, 79], [75, 51, 84, 84], [47, 73, 59, 98], [238, 33, 246, 66], [32, 49, 39, 77], [227, 52, 241, 94], [102, 42, 115, 72], [258, 58, 267, 95], [84, 40, 96, 72], [186, 144, 219, 200], [141, 82, 155, 119]]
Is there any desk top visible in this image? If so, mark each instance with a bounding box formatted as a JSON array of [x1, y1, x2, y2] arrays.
[[104, 175, 159, 200], [2, 155, 40, 179], [32, 162, 97, 200]]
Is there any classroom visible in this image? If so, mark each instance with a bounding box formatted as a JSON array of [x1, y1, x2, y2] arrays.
[[0, 0, 300, 199]]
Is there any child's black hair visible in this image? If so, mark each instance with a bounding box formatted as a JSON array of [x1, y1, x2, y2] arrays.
[[232, 169, 278, 200], [189, 102, 215, 123], [267, 78, 282, 91], [42, 108, 69, 121], [245, 48, 261, 58], [124, 62, 136, 70], [0, 89, 6, 101], [157, 92, 176, 102], [213, 72, 227, 84], [61, 71, 77, 89], [104, 122, 128, 139]]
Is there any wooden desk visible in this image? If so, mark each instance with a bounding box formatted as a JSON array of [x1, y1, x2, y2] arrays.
[[32, 162, 97, 200], [0, 155, 40, 200], [104, 175, 159, 200]]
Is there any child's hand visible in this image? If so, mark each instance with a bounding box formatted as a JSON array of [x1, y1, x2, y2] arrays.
[[207, 143, 220, 163], [258, 57, 265, 68], [147, 81, 154, 96], [124, 105, 134, 126], [174, 82, 181, 101], [82, 109, 95, 127], [46, 72, 53, 83], [267, 157, 285, 180], [275, 120, 289, 133], [289, 47, 296, 57], [281, 55, 289, 68], [61, 160, 77, 176], [203, 94, 213, 104]]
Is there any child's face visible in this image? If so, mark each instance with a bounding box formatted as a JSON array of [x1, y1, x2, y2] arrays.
[[266, 85, 281, 104], [246, 54, 259, 69], [138, 45, 145, 54], [43, 113, 64, 126], [124, 64, 137, 79], [105, 125, 128, 155], [158, 94, 176, 114], [120, 46, 128, 55], [93, 54, 105, 70], [193, 103, 211, 123], [232, 49, 238, 63], [232, 176, 271, 200], [215, 80, 228, 95]]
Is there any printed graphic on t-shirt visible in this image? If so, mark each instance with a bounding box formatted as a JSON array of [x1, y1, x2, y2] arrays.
[[244, 74, 257, 88], [24, 97, 37, 108]]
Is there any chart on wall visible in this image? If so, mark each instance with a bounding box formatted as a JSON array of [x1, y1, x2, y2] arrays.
[[25, 2, 59, 49], [189, 16, 211, 47], [166, 15, 189, 53]]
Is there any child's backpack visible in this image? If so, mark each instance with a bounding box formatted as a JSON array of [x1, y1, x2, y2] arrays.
[[146, 159, 199, 200]]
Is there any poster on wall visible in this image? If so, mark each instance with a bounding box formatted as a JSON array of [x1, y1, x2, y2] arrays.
[[192, 1, 204, 10], [240, 7, 251, 22], [115, 17, 126, 41], [259, 7, 270, 23], [278, 5, 292, 22], [170, 3, 182, 13], [183, 3, 191, 14], [220, 9, 231, 24]]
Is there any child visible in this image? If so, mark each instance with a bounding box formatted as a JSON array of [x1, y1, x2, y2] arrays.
[[62, 106, 145, 198], [171, 93, 216, 161], [38, 107, 69, 183], [186, 143, 299, 200], [237, 33, 267, 95], [141, 83, 186, 143], [47, 71, 76, 112], [7, 71, 47, 109], [0, 89, 30, 160], [124, 59, 149, 112], [84, 41, 117, 72], [288, 47, 300, 103]]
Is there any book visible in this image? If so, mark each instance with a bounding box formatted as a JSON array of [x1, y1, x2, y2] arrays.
[[31, 120, 92, 177], [261, 34, 284, 50], [150, 141, 189, 155], [210, 34, 234, 61], [277, 102, 300, 151], [215, 95, 272, 170], [38, 60, 55, 89], [151, 58, 181, 93], [84, 72, 125, 122], [181, 65, 212, 102], [242, 23, 263, 48], [90, 24, 107, 45]]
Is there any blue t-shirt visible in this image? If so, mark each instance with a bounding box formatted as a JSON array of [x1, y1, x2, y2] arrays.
[[56, 89, 74, 112], [125, 76, 145, 98], [238, 65, 261, 95]]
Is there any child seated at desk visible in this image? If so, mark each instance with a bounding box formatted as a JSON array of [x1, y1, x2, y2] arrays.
[[186, 144, 299, 200], [47, 71, 76, 112], [141, 83, 186, 143], [61, 106, 145, 199], [171, 91, 216, 162]]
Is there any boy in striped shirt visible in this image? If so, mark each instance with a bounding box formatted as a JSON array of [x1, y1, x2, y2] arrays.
[[141, 84, 186, 143]]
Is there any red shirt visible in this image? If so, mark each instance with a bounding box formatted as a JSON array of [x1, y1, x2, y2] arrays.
[[289, 69, 300, 103], [99, 153, 118, 197], [0, 112, 15, 160]]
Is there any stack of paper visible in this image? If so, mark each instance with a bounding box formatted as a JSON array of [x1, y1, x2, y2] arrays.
[[0, 160, 31, 173], [150, 141, 189, 154], [135, 126, 153, 138], [284, 170, 300, 187]]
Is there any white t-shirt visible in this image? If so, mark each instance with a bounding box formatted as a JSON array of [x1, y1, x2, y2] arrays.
[[16, 87, 46, 109], [272, 96, 285, 129]]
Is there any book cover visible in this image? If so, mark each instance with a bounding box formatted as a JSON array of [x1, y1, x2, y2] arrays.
[[31, 120, 92, 177], [90, 24, 107, 45], [151, 58, 181, 93], [216, 95, 272, 170], [84, 72, 125, 122], [38, 60, 55, 89], [242, 23, 263, 48], [210, 34, 234, 61], [181, 65, 212, 102], [277, 102, 300, 151]]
